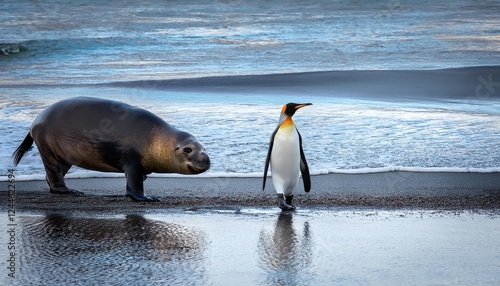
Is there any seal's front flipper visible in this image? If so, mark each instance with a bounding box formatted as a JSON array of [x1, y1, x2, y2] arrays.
[[125, 166, 160, 202], [125, 192, 161, 202]]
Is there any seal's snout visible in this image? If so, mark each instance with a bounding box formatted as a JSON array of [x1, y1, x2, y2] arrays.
[[187, 151, 210, 174], [197, 152, 211, 171], [201, 152, 210, 167]]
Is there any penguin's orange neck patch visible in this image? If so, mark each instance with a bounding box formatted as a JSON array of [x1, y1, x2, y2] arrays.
[[281, 116, 294, 127]]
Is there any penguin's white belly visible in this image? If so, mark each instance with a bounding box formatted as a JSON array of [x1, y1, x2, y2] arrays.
[[270, 127, 300, 196]]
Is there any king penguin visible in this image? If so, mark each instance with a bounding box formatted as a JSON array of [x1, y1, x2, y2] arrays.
[[263, 103, 312, 211]]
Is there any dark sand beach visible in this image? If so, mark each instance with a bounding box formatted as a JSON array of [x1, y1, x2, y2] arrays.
[[2, 172, 499, 213]]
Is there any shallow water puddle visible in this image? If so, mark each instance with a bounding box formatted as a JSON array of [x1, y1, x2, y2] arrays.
[[1, 208, 499, 285]]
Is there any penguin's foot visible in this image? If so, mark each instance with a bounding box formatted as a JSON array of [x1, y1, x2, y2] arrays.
[[285, 195, 294, 205], [279, 203, 296, 211], [278, 194, 296, 211]]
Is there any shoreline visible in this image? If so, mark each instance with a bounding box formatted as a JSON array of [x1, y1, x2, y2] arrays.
[[3, 165, 500, 182], [1, 172, 499, 213]]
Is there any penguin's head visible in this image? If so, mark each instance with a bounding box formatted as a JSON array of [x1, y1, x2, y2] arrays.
[[282, 102, 312, 117]]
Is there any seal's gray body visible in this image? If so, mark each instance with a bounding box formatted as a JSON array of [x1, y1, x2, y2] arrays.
[[13, 97, 210, 201]]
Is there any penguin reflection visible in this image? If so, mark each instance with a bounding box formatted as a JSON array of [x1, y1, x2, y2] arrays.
[[258, 213, 312, 284]]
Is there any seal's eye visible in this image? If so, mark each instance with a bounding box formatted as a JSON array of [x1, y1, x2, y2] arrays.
[[183, 147, 192, 154]]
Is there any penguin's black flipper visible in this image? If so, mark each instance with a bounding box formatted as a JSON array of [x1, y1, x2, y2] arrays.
[[297, 129, 311, 193], [263, 126, 279, 190]]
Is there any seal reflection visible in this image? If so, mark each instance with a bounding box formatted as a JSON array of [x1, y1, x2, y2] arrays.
[[19, 214, 206, 284], [258, 212, 313, 284]]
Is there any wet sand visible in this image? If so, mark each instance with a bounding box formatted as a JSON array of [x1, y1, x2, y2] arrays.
[[1, 172, 499, 213]]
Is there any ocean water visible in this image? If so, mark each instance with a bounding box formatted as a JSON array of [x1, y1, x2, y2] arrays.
[[1, 0, 500, 179]]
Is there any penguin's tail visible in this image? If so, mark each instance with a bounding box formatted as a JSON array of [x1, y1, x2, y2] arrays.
[[12, 133, 34, 166]]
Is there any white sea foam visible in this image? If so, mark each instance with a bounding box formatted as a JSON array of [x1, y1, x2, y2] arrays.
[[1, 86, 499, 181], [2, 166, 499, 182]]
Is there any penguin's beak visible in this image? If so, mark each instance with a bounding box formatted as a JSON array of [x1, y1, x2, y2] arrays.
[[295, 103, 312, 110]]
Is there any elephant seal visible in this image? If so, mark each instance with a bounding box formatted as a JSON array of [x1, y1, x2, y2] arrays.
[[12, 96, 210, 202]]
